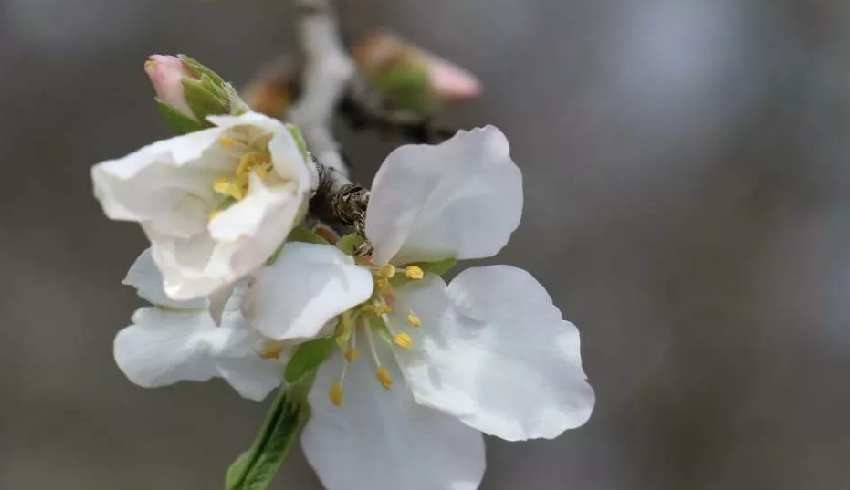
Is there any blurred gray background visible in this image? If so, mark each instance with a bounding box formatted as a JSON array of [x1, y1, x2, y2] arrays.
[[2, 0, 849, 488]]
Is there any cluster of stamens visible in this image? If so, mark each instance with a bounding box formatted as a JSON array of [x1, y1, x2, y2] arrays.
[[328, 263, 425, 407], [210, 134, 275, 215]]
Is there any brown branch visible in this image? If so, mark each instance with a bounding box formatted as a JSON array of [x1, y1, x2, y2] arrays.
[[310, 157, 370, 235]]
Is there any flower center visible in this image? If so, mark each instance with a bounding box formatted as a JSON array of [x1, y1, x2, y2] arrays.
[[210, 134, 276, 214], [326, 263, 426, 407]]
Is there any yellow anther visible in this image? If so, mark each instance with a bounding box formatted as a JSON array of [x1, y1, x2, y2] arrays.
[[375, 277, 391, 293], [214, 177, 243, 200], [236, 152, 258, 176], [344, 348, 359, 362], [376, 367, 393, 390], [378, 264, 396, 279], [393, 332, 413, 350], [404, 265, 424, 279], [329, 382, 344, 407], [218, 136, 244, 149], [366, 301, 392, 316], [208, 209, 222, 221], [406, 311, 422, 328]]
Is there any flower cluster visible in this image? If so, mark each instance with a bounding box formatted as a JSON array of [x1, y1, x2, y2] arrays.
[[92, 55, 594, 490]]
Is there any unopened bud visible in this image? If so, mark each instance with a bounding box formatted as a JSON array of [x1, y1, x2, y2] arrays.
[[145, 54, 247, 134], [145, 55, 195, 119], [352, 32, 482, 115]]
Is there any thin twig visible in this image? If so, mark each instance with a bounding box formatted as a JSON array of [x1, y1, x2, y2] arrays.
[[288, 0, 354, 176]]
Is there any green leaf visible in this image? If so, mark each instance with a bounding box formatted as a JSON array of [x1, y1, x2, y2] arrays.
[[155, 99, 206, 134], [284, 337, 336, 384], [225, 377, 312, 490], [414, 257, 457, 276], [336, 233, 366, 256]]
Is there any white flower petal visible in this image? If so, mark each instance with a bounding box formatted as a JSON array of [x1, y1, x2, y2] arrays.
[[144, 225, 228, 300], [216, 356, 282, 402], [114, 301, 282, 401], [215, 281, 284, 401], [392, 266, 595, 441], [113, 308, 222, 388], [244, 243, 373, 340], [206, 176, 305, 277], [268, 124, 312, 190], [365, 126, 522, 265], [302, 348, 485, 490], [122, 248, 208, 309], [92, 127, 232, 237]]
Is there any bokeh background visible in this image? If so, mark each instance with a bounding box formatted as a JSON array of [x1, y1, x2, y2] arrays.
[[2, 0, 849, 488]]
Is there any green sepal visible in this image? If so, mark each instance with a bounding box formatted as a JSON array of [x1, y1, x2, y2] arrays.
[[182, 76, 230, 122], [287, 226, 330, 246], [284, 337, 336, 384], [336, 233, 366, 256], [373, 61, 438, 116], [414, 257, 457, 276], [179, 54, 248, 115], [179, 55, 228, 90], [155, 99, 207, 134], [225, 374, 314, 490], [285, 123, 310, 162]]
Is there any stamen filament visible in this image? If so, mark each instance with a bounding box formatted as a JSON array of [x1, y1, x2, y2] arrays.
[[344, 327, 359, 362], [364, 322, 393, 390], [329, 354, 348, 407]]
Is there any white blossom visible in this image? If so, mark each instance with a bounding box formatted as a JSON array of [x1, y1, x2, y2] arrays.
[[92, 111, 312, 301], [247, 127, 595, 489]]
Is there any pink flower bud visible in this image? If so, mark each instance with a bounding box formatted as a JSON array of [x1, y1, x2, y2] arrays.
[[353, 32, 482, 105], [424, 54, 482, 102], [144, 55, 195, 119]]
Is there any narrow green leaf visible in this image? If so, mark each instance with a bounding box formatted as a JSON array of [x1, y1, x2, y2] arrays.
[[336, 233, 366, 256], [284, 337, 336, 384], [155, 99, 206, 134], [225, 378, 312, 490]]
